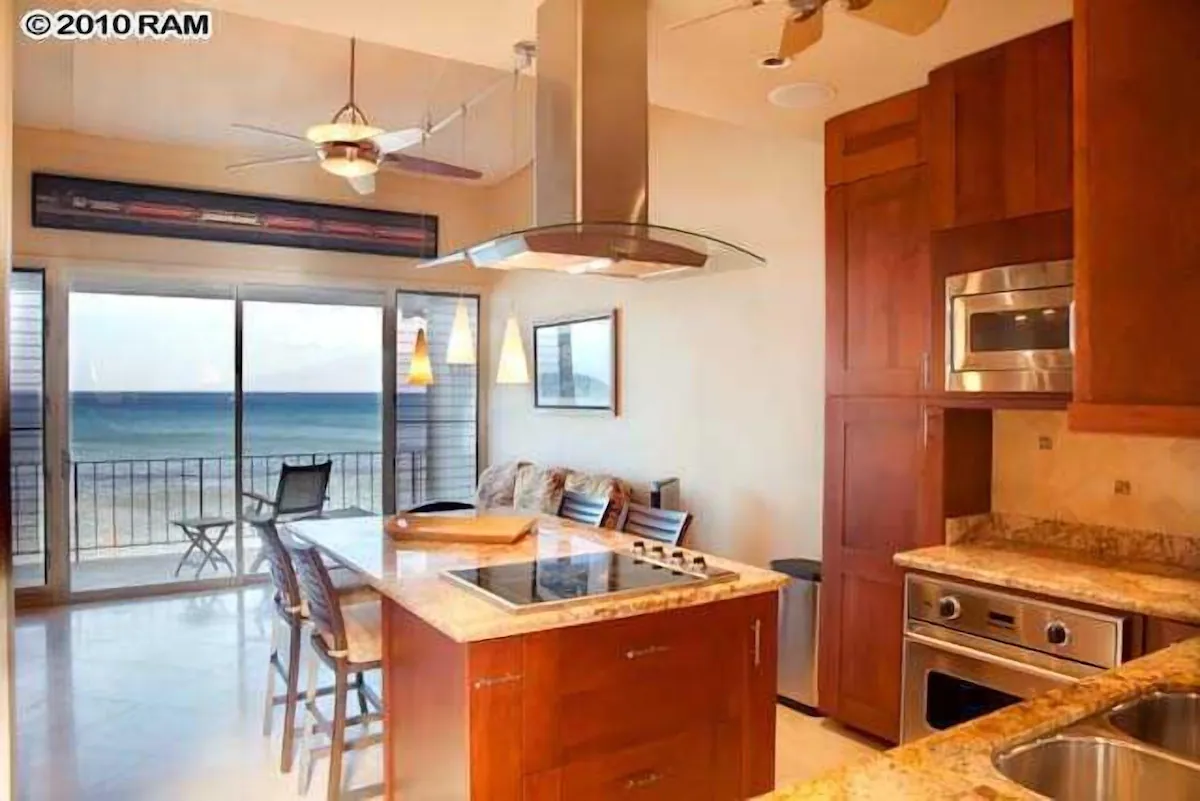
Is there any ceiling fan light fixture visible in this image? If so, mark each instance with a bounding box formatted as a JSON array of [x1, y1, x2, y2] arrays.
[[318, 141, 380, 178], [758, 54, 792, 69], [306, 103, 384, 144]]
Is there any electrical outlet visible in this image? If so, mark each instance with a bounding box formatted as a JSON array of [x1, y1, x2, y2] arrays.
[[1114, 479, 1132, 496], [1038, 436, 1054, 451]]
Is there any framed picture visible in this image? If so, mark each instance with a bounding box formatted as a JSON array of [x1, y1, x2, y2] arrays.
[[533, 310, 618, 413], [32, 172, 438, 259]]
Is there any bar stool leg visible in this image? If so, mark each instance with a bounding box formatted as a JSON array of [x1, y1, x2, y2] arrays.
[[297, 641, 320, 796], [326, 666, 349, 801], [262, 616, 280, 738], [280, 621, 303, 774]]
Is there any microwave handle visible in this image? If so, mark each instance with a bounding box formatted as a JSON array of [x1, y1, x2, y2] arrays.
[[1069, 300, 1077, 354], [906, 630, 1087, 685]]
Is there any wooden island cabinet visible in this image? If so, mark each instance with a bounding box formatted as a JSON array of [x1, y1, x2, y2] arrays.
[[287, 515, 785, 801]]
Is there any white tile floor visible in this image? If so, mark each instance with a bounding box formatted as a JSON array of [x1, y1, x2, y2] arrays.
[[15, 587, 880, 800]]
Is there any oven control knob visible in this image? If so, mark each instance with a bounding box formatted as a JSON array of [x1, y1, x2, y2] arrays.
[[691, 555, 708, 572], [937, 596, 961, 621], [632, 541, 646, 557], [1046, 621, 1070, 646], [651, 545, 666, 557]]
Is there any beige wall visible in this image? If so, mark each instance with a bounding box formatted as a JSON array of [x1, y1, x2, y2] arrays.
[[994, 410, 1200, 536], [14, 126, 501, 290], [487, 106, 825, 567]]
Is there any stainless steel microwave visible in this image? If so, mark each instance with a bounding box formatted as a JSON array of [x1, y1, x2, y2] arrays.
[[945, 260, 1073, 393]]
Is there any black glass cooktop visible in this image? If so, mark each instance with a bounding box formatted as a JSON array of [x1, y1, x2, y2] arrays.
[[442, 550, 734, 612]]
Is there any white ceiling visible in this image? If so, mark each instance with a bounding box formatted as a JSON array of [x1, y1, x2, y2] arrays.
[[16, 0, 1073, 181]]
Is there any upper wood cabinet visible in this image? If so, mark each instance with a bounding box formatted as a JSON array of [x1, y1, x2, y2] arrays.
[[926, 22, 1073, 231], [1069, 0, 1200, 437], [826, 90, 925, 187], [827, 166, 931, 397]]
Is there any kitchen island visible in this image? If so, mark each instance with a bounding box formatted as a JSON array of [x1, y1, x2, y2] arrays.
[[286, 514, 787, 800]]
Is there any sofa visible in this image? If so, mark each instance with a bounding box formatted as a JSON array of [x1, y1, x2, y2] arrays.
[[474, 461, 648, 530]]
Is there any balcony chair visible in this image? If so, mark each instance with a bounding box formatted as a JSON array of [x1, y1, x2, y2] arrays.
[[619, 502, 693, 547], [245, 460, 332, 574], [258, 522, 372, 774], [556, 490, 611, 528], [292, 544, 385, 801]]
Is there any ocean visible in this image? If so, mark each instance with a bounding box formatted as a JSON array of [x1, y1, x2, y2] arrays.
[[12, 392, 468, 556]]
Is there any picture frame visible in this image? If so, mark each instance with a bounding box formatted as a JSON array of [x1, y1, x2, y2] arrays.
[[532, 310, 618, 413], [32, 172, 439, 259]]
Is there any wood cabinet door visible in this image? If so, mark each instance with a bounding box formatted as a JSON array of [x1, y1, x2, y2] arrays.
[[827, 167, 931, 397], [820, 397, 933, 743], [1069, 0, 1200, 436], [825, 90, 924, 186], [927, 22, 1072, 230]]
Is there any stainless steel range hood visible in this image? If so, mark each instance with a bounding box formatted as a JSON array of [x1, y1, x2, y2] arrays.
[[419, 0, 765, 279]]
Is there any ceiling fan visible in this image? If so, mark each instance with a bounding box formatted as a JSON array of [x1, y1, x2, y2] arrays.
[[669, 0, 950, 65], [226, 38, 483, 195]]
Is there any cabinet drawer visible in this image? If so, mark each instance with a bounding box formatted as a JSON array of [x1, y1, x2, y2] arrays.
[[552, 604, 730, 697], [558, 726, 717, 801]]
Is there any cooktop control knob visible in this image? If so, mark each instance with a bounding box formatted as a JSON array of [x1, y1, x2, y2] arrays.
[[632, 541, 646, 557], [937, 596, 962, 621], [651, 545, 666, 558], [691, 555, 708, 572], [1046, 621, 1070, 646], [670, 549, 685, 565]]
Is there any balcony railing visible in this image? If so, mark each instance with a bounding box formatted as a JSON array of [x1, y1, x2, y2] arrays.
[[58, 450, 430, 560]]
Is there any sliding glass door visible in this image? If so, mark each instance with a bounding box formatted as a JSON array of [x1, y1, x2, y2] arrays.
[[10, 270, 46, 590], [68, 289, 236, 594]]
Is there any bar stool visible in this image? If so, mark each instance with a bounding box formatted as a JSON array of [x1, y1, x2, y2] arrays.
[[258, 521, 373, 775], [292, 544, 385, 801]]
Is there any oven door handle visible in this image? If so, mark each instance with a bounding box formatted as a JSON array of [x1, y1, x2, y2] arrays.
[[905, 631, 1083, 685]]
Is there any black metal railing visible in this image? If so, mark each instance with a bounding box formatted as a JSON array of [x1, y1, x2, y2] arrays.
[[65, 450, 436, 559]]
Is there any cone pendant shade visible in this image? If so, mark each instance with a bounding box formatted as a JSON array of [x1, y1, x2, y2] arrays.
[[407, 327, 434, 386], [496, 315, 529, 385], [445, 299, 476, 365]]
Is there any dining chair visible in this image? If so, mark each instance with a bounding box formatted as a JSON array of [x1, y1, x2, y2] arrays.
[[258, 522, 371, 774], [557, 490, 611, 528], [292, 544, 385, 801], [619, 503, 693, 547], [245, 460, 332, 573]]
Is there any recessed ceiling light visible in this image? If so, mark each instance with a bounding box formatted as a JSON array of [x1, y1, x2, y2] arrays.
[[768, 81, 837, 110], [758, 54, 792, 70]]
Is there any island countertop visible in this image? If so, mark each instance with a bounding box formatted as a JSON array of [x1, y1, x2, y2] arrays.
[[284, 514, 787, 643]]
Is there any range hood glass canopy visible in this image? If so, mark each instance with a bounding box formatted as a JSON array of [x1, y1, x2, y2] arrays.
[[424, 222, 765, 279], [418, 0, 765, 281]]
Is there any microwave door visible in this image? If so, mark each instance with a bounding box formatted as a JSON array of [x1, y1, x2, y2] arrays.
[[952, 286, 1074, 374]]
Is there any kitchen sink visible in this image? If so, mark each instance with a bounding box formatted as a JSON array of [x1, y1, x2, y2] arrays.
[[1108, 691, 1200, 761], [995, 734, 1200, 801]]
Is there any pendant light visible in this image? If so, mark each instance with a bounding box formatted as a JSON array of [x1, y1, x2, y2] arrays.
[[407, 327, 434, 386], [445, 298, 476, 365], [495, 314, 529, 385]]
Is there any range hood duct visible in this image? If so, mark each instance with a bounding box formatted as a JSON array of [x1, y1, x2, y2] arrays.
[[420, 0, 765, 279]]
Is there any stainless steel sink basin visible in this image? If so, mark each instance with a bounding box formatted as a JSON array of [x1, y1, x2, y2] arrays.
[[1108, 691, 1200, 761], [995, 734, 1200, 801]]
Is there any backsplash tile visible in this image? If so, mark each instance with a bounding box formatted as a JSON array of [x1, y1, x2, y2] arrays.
[[993, 410, 1200, 537]]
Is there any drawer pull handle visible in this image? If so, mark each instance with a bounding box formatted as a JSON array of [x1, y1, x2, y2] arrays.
[[625, 644, 670, 660], [624, 770, 663, 791], [472, 673, 521, 690]]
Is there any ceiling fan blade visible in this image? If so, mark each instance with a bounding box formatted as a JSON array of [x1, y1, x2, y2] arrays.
[[846, 0, 948, 36], [382, 154, 484, 181], [371, 128, 426, 154], [231, 123, 310, 143], [347, 174, 376, 195], [226, 153, 318, 172], [666, 0, 771, 31], [778, 7, 824, 59]]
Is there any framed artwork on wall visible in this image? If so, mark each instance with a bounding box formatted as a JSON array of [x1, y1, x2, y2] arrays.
[[533, 310, 618, 413], [31, 172, 438, 259]]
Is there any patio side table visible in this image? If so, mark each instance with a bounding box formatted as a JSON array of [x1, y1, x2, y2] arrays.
[[171, 516, 236, 579]]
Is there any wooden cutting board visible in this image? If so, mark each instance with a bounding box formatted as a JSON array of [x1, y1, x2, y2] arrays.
[[385, 513, 536, 544]]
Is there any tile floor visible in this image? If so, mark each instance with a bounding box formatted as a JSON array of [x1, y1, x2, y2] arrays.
[[15, 587, 881, 800]]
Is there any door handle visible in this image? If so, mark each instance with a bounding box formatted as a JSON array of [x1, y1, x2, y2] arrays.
[[753, 618, 762, 667], [920, 351, 931, 390]]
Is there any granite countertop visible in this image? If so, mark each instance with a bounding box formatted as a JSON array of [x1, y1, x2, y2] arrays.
[[284, 514, 787, 643], [895, 541, 1200, 624], [765, 636, 1200, 800]]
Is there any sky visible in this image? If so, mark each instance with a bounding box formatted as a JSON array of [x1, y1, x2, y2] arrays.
[[69, 293, 384, 393]]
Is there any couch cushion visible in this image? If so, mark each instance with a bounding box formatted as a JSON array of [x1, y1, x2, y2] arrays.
[[513, 464, 569, 514], [565, 471, 631, 529], [474, 460, 528, 509]]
